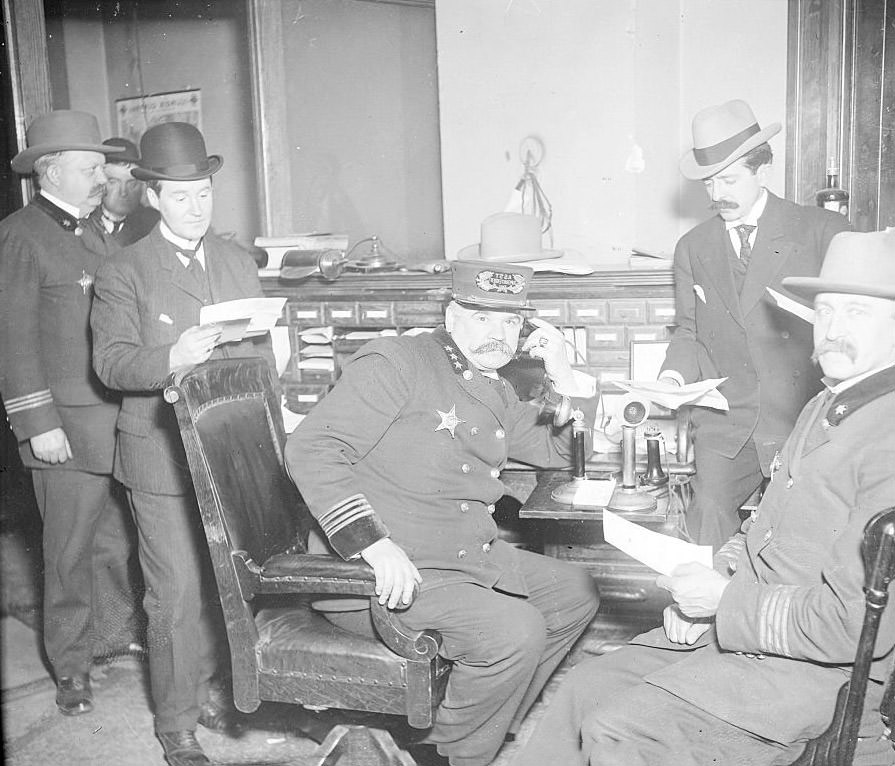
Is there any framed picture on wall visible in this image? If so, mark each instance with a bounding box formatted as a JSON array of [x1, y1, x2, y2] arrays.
[[115, 89, 202, 146]]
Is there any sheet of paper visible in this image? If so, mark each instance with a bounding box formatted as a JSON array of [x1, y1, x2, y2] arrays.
[[615, 378, 729, 412], [569, 478, 616, 508], [767, 287, 815, 323], [200, 297, 286, 344], [602, 509, 713, 576]]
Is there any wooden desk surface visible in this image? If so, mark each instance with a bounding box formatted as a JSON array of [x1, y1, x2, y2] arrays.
[[520, 470, 670, 522]]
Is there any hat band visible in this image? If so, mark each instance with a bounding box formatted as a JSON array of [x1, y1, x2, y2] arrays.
[[693, 123, 761, 167], [147, 161, 211, 176]]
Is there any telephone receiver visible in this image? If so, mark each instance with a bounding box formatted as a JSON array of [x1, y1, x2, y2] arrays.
[[513, 319, 538, 359]]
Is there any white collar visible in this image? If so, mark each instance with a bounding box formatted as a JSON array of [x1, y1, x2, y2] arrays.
[[40, 190, 82, 220], [159, 220, 203, 251], [725, 188, 768, 230], [824, 362, 895, 394]]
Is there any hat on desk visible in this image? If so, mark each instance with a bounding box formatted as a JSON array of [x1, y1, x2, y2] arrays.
[[783, 229, 895, 301], [11, 110, 124, 173], [132, 122, 223, 181], [680, 99, 781, 180], [451, 259, 535, 312]]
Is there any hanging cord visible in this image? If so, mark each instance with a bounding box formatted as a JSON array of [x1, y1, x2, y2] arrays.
[[515, 138, 554, 247]]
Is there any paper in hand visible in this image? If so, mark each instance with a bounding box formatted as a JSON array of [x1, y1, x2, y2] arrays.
[[602, 509, 713, 576], [200, 297, 286, 345], [615, 378, 729, 412]]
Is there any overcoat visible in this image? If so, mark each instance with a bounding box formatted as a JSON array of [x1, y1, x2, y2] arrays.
[[287, 328, 597, 596], [0, 195, 118, 472], [661, 192, 849, 465], [634, 368, 895, 745], [90, 225, 275, 495]]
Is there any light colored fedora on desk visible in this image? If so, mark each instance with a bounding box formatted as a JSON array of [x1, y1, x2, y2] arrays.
[[457, 212, 593, 274]]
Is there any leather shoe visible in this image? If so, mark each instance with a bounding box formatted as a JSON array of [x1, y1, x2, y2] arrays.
[[56, 673, 93, 716], [157, 730, 210, 766], [406, 742, 451, 766], [197, 696, 244, 737]]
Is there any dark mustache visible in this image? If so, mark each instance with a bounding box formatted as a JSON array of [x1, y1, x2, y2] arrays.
[[709, 200, 739, 211], [812, 340, 857, 363], [472, 340, 512, 355]]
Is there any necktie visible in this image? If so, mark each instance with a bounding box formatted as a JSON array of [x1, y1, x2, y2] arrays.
[[178, 241, 205, 278], [734, 224, 756, 266]]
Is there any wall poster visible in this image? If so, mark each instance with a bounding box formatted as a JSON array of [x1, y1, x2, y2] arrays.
[[115, 89, 202, 146]]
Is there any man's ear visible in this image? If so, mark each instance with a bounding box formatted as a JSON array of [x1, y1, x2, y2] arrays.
[[756, 162, 772, 187], [444, 300, 457, 333], [145, 186, 161, 212]]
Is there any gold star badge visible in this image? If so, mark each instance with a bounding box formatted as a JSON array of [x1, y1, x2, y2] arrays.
[[435, 404, 465, 439]]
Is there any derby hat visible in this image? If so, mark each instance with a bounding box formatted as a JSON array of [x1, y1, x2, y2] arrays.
[[452, 259, 535, 312], [783, 229, 895, 301], [679, 99, 781, 180], [457, 212, 562, 264], [11, 110, 125, 174], [102, 137, 140, 164], [131, 122, 223, 181]]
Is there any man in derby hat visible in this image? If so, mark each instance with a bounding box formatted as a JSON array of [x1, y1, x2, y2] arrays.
[[86, 137, 159, 248], [657, 99, 850, 548], [513, 229, 895, 766], [286, 260, 600, 766], [0, 109, 138, 717], [90, 121, 277, 766]]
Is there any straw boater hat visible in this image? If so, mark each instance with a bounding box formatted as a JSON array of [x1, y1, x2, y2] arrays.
[[451, 259, 535, 312], [131, 122, 223, 181], [679, 99, 781, 181], [11, 110, 124, 174], [783, 229, 895, 301]]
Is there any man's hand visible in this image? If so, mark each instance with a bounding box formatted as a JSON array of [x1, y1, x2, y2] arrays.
[[522, 317, 576, 390], [168, 324, 223, 373], [663, 604, 712, 645], [655, 561, 730, 618], [360, 538, 422, 609], [30, 427, 72, 464]]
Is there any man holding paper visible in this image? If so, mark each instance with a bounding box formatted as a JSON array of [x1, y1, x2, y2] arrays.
[[91, 122, 276, 766], [512, 229, 895, 766], [659, 100, 849, 547]]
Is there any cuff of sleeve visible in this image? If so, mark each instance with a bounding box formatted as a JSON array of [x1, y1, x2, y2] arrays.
[[552, 369, 596, 398], [318, 493, 390, 560], [659, 369, 685, 387]]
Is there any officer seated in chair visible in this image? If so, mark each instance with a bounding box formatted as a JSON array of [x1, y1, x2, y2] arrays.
[[285, 259, 601, 766]]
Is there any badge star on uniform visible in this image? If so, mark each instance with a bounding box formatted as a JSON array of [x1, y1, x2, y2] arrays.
[[834, 403, 848, 416], [77, 270, 94, 295], [435, 405, 465, 439]]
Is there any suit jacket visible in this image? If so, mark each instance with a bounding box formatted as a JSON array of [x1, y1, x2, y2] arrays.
[[87, 205, 160, 249], [286, 329, 597, 597], [661, 193, 849, 464], [0, 196, 118, 473], [632, 368, 895, 744], [91, 225, 276, 495]]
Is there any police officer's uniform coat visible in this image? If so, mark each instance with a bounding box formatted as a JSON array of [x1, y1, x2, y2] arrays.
[[287, 328, 600, 765], [661, 192, 850, 545], [90, 224, 276, 732], [0, 194, 124, 677]]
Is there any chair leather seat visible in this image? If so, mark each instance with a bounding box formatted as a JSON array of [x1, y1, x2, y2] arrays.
[[256, 606, 412, 687]]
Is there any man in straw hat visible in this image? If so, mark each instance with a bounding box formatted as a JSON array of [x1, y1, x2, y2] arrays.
[[512, 229, 895, 766], [90, 122, 277, 766], [0, 109, 141, 717], [287, 260, 600, 766], [86, 137, 159, 248], [658, 99, 850, 548]]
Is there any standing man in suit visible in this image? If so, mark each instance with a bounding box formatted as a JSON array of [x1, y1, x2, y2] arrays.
[[91, 122, 276, 766], [513, 228, 895, 766], [87, 137, 159, 248], [659, 99, 850, 547], [0, 110, 127, 716]]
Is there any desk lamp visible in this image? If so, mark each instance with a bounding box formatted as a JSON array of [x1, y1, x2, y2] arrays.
[[606, 395, 658, 513]]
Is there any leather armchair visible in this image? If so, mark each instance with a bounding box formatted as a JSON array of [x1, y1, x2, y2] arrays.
[[164, 357, 450, 762]]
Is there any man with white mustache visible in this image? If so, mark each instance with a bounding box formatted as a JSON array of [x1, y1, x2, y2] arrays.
[[287, 260, 600, 766]]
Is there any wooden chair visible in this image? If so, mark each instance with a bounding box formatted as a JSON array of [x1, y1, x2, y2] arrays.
[[788, 507, 895, 766], [164, 357, 451, 765]]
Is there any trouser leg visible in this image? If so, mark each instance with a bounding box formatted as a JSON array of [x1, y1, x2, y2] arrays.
[[687, 438, 763, 549], [33, 469, 112, 678], [91, 480, 145, 656], [128, 489, 219, 733]]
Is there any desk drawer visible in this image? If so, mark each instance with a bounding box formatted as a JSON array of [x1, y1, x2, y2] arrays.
[[531, 301, 568, 324], [324, 303, 358, 325], [287, 302, 325, 325]]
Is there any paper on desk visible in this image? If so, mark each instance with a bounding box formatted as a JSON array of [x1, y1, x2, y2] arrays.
[[767, 287, 815, 323], [603, 509, 713, 576], [200, 297, 286, 344], [615, 378, 729, 411]]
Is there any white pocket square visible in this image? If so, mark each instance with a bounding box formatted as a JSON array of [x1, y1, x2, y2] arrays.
[[159, 313, 174, 325], [693, 285, 706, 303]]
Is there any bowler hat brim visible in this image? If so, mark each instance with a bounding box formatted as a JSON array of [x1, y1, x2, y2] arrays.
[[679, 122, 781, 180], [131, 155, 223, 182], [11, 143, 124, 174]]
